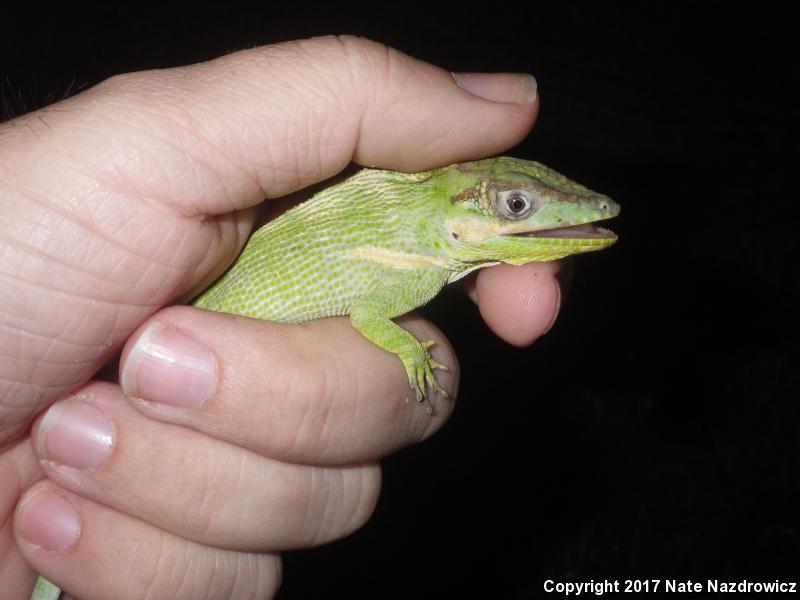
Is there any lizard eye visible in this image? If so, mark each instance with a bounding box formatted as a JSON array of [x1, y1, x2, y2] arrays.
[[496, 190, 537, 220]]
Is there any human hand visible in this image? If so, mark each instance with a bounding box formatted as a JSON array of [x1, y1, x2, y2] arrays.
[[1, 36, 561, 598]]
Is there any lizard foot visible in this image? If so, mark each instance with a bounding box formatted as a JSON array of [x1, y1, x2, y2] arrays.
[[404, 340, 449, 414]]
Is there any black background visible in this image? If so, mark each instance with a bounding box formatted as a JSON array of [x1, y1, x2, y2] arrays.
[[2, 2, 797, 598]]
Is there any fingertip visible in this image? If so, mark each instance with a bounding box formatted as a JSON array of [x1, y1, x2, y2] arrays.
[[120, 317, 217, 410], [16, 484, 82, 554], [338, 38, 538, 170], [476, 262, 564, 347]]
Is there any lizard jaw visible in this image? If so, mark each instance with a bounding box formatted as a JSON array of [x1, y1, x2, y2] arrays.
[[513, 222, 618, 241]]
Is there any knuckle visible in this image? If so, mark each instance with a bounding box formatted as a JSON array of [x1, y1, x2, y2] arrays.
[[307, 464, 381, 545]]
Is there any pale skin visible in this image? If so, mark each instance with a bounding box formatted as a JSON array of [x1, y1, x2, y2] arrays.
[[0, 36, 569, 599]]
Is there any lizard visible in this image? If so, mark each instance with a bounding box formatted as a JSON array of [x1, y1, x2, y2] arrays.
[[31, 156, 618, 600], [192, 155, 619, 409]]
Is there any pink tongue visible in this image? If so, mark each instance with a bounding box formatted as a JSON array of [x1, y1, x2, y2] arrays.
[[526, 224, 615, 239]]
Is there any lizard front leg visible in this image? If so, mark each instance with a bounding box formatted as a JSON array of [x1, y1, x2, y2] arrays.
[[349, 269, 450, 411]]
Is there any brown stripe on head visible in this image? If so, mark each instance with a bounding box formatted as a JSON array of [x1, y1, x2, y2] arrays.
[[446, 157, 603, 215], [450, 179, 499, 215]]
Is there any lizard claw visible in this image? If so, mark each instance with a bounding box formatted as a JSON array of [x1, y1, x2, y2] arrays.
[[422, 342, 449, 372], [406, 340, 449, 413]]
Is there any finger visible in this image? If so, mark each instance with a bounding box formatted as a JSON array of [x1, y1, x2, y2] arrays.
[[118, 306, 456, 464], [473, 261, 572, 346], [31, 383, 381, 550], [15, 481, 281, 600], [0, 440, 45, 599]]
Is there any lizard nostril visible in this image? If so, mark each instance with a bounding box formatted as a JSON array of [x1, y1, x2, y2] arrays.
[[599, 202, 609, 210]]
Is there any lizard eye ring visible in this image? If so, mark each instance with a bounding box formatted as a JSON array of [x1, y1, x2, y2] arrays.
[[496, 190, 537, 220]]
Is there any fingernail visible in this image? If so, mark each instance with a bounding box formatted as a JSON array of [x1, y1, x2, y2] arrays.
[[37, 400, 114, 470], [121, 322, 216, 408], [18, 491, 81, 552], [452, 72, 538, 104]]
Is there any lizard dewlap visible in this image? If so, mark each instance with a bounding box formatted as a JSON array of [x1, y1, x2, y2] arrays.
[[193, 156, 619, 405]]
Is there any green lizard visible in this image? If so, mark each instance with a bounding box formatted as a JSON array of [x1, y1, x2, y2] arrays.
[[32, 156, 617, 600], [193, 156, 619, 407]]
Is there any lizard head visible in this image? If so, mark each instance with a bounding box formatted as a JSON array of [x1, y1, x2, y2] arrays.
[[440, 156, 619, 265]]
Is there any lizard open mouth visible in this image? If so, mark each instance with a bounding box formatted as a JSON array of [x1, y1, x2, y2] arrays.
[[512, 222, 617, 240]]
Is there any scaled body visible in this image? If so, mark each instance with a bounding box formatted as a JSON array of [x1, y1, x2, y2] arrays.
[[193, 157, 619, 403], [194, 167, 453, 322]]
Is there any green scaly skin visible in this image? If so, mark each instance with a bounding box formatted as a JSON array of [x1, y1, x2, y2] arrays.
[[30, 577, 62, 600], [32, 157, 618, 599], [194, 156, 619, 407]]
